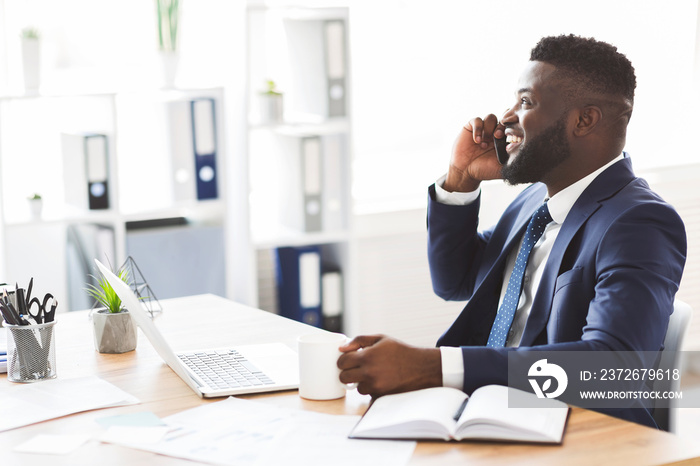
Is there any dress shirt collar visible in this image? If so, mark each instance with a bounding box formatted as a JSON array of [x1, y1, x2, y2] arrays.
[[546, 153, 625, 225]]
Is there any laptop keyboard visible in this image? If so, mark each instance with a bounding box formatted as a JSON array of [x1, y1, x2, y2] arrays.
[[178, 349, 276, 390]]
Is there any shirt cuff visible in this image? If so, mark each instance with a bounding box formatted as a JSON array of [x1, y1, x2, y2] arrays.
[[440, 346, 465, 390], [434, 174, 481, 206]]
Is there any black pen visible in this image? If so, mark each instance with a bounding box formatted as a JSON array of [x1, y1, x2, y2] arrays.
[[15, 290, 30, 325], [0, 304, 16, 325], [453, 398, 469, 422], [1, 289, 19, 325], [8, 292, 26, 326], [27, 277, 34, 302], [3, 301, 21, 325], [16, 285, 26, 316]]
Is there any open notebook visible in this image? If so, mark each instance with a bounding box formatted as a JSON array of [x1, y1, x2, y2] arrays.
[[349, 385, 569, 443], [95, 259, 299, 398]]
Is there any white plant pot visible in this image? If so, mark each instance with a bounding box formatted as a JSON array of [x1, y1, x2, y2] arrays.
[[158, 51, 180, 88], [28, 199, 43, 219], [92, 309, 137, 354], [21, 38, 41, 91], [257, 94, 284, 123]]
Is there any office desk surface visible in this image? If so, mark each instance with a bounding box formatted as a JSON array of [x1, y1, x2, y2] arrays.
[[1, 294, 700, 466]]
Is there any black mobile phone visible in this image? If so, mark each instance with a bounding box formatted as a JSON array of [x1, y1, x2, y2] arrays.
[[494, 136, 509, 165]]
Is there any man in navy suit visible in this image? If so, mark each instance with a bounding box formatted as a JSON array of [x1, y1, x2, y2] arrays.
[[338, 34, 686, 427]]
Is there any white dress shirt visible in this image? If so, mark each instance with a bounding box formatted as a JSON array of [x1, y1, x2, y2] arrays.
[[435, 154, 624, 389]]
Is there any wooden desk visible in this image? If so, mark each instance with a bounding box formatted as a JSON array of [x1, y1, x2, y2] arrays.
[[2, 294, 700, 465]]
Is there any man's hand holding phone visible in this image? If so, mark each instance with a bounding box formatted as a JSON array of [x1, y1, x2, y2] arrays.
[[443, 114, 505, 193]]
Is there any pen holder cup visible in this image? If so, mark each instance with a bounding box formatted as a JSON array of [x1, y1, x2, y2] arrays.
[[6, 321, 57, 383]]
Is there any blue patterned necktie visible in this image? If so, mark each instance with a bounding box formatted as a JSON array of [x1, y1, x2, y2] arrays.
[[486, 202, 553, 347]]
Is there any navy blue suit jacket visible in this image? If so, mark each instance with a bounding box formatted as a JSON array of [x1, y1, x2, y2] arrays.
[[427, 156, 686, 427]]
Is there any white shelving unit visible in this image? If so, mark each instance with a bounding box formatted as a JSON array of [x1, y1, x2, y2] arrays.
[[0, 2, 356, 333], [240, 4, 356, 333], [0, 87, 231, 310]]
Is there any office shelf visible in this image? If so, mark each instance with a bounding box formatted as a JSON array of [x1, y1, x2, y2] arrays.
[[238, 4, 355, 331], [252, 228, 351, 250], [0, 87, 231, 310], [248, 117, 350, 135], [0, 2, 356, 333]]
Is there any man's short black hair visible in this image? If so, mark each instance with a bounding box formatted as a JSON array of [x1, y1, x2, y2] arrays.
[[530, 34, 636, 105]]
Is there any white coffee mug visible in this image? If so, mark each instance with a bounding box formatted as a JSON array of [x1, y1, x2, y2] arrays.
[[297, 332, 356, 400]]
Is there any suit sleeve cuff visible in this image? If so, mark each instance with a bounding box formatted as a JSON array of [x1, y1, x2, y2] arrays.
[[434, 174, 481, 206], [440, 346, 465, 389]]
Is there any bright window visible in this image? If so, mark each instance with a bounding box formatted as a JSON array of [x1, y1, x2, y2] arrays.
[[350, 0, 700, 213]]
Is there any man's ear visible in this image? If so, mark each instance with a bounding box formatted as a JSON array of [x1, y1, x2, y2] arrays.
[[573, 105, 602, 137]]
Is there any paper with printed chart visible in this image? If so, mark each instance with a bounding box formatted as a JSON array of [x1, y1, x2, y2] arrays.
[[100, 396, 416, 466]]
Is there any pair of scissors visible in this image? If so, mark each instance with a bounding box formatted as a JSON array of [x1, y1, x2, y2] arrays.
[[27, 293, 55, 325]]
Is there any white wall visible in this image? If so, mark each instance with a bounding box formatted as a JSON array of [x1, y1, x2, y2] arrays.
[[1, 0, 698, 214], [0, 0, 234, 92], [350, 0, 700, 213]]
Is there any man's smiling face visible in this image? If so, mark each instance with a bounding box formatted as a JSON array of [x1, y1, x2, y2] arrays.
[[499, 61, 573, 186]]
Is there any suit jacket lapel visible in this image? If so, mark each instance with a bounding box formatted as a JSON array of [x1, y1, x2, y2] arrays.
[[438, 184, 547, 346], [474, 186, 547, 292], [519, 157, 636, 345]]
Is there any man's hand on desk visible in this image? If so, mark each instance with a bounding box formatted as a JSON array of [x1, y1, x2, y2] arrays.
[[337, 335, 442, 397]]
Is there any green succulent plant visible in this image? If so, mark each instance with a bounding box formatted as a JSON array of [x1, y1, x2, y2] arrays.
[[20, 27, 40, 40], [156, 0, 180, 52], [86, 268, 129, 313], [262, 80, 282, 96]]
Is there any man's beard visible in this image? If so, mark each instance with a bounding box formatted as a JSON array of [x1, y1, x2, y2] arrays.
[[501, 116, 571, 185]]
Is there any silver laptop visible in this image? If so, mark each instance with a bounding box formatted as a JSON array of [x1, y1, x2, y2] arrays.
[[95, 259, 299, 398]]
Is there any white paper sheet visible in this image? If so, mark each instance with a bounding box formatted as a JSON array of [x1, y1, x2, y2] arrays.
[[0, 376, 139, 432], [96, 411, 165, 428], [13, 433, 92, 455], [102, 397, 415, 466], [101, 426, 170, 445]]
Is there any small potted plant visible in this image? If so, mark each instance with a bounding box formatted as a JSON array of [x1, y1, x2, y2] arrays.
[[155, 0, 181, 87], [20, 27, 41, 91], [258, 79, 284, 123], [27, 193, 43, 219], [86, 267, 138, 354]]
